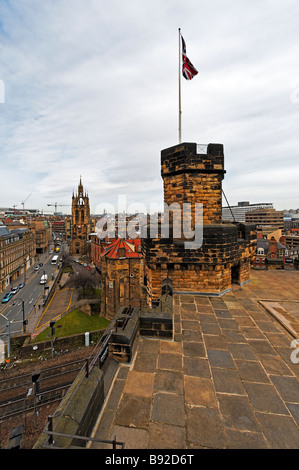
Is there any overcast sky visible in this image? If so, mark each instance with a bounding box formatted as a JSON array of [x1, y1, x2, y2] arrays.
[[0, 0, 298, 215]]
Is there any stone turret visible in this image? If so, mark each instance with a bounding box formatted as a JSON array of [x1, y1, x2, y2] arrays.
[[142, 142, 256, 302], [161, 143, 225, 226]]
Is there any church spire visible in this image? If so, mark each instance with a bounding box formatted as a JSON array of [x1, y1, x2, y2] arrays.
[[78, 175, 83, 197]]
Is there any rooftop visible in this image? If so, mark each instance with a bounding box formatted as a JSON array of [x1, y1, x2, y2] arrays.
[[103, 238, 142, 259], [89, 269, 299, 449]]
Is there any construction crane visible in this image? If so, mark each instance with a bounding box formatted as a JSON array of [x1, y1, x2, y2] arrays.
[[21, 193, 32, 213], [47, 203, 69, 213]]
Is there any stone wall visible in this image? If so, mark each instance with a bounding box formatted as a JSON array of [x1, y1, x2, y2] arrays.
[[142, 222, 256, 299], [33, 366, 104, 449]]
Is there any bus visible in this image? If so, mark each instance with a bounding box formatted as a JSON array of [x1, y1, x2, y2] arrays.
[[51, 255, 59, 265]]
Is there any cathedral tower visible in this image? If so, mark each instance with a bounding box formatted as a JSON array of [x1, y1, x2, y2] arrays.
[[70, 177, 90, 256]]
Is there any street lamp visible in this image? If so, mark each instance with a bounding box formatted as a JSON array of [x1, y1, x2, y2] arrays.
[[12, 299, 27, 333], [50, 321, 55, 358], [32, 371, 41, 428]]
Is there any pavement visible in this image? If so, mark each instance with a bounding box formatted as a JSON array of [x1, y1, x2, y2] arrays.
[[90, 269, 299, 449], [30, 286, 73, 336]]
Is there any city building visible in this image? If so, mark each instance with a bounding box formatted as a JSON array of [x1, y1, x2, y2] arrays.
[[284, 231, 299, 250], [253, 230, 290, 269], [0, 222, 35, 292], [245, 207, 284, 230], [70, 178, 91, 256], [33, 219, 52, 254], [4, 218, 52, 255], [284, 210, 299, 230], [52, 217, 66, 237], [90, 235, 116, 270], [222, 201, 273, 222]]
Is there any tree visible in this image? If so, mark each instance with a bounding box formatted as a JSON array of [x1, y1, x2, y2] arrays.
[[67, 270, 98, 298]]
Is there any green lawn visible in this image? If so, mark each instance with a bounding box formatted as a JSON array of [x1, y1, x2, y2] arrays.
[[78, 287, 101, 300], [33, 309, 109, 343]]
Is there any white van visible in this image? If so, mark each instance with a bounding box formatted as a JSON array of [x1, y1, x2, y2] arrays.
[[40, 274, 48, 285]]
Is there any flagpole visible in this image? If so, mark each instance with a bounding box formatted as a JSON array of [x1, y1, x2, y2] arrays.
[[178, 28, 182, 143]]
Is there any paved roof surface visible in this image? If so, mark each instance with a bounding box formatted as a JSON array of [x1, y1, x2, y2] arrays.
[[90, 269, 299, 449]]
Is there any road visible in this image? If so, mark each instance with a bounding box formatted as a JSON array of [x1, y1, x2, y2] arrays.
[[0, 247, 64, 337]]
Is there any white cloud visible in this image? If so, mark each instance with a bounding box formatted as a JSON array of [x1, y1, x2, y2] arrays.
[[0, 0, 298, 214]]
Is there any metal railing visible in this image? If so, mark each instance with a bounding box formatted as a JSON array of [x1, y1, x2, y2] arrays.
[[44, 418, 124, 449]]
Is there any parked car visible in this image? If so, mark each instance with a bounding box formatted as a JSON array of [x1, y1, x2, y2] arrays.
[[86, 266, 91, 270], [18, 282, 25, 289], [39, 263, 43, 267], [11, 286, 19, 295], [2, 292, 13, 303], [34, 266, 40, 271]]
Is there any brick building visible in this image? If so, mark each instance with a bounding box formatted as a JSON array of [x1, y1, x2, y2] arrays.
[[142, 142, 256, 302], [90, 235, 116, 270]]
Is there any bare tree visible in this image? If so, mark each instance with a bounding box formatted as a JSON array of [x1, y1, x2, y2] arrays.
[[67, 270, 97, 298]]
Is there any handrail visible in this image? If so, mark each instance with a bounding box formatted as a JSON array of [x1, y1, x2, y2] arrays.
[[43, 423, 124, 449]]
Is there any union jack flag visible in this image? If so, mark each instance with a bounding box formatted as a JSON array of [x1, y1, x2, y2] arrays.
[[181, 35, 198, 80]]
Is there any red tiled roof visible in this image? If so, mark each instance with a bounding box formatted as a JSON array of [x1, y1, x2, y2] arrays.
[[103, 238, 142, 259]]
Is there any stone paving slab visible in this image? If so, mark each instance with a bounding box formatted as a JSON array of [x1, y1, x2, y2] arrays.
[[260, 301, 299, 337], [90, 270, 299, 449]]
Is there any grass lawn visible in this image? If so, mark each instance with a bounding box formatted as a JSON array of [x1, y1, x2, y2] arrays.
[[78, 287, 101, 300], [33, 309, 109, 343]]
